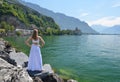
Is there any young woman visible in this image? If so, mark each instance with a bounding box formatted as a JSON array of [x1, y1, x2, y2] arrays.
[[25, 29, 45, 71]]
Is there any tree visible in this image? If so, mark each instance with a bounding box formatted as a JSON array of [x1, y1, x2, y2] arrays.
[[0, 29, 5, 33], [10, 25, 15, 32], [0, 21, 15, 32], [46, 27, 53, 35]]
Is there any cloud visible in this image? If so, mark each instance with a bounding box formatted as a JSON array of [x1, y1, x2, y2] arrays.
[[112, 3, 120, 7], [80, 13, 89, 17], [87, 16, 120, 27]]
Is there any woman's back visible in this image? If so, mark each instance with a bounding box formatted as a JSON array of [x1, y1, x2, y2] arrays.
[[32, 38, 39, 44]]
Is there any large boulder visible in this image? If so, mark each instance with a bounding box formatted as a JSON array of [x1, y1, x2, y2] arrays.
[[0, 58, 33, 82], [9, 52, 28, 66], [0, 39, 17, 66], [43, 64, 54, 74], [28, 64, 64, 82], [32, 73, 64, 82], [0, 50, 17, 66]]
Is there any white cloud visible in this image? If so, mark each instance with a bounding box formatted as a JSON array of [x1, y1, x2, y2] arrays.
[[87, 16, 120, 27], [80, 13, 89, 17], [112, 3, 120, 7]]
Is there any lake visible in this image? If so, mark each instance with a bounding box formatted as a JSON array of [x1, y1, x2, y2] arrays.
[[4, 35, 120, 82]]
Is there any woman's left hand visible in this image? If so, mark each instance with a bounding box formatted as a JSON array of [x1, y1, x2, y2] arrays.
[[38, 45, 41, 48]]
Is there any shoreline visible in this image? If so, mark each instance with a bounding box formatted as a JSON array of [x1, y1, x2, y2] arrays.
[[0, 38, 77, 82]]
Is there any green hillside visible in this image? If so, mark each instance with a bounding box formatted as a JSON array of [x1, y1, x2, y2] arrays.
[[0, 0, 60, 35]]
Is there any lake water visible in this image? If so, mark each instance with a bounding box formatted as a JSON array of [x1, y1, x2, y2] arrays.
[[4, 35, 120, 82], [42, 35, 120, 82]]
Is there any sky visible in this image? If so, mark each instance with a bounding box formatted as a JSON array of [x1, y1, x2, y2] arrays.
[[24, 0, 120, 27]]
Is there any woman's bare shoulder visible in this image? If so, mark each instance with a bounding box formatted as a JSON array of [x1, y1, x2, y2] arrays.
[[38, 36, 42, 39], [38, 36, 44, 41], [38, 35, 42, 38]]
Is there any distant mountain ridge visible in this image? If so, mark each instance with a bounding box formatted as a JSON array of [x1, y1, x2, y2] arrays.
[[91, 25, 109, 33], [102, 25, 120, 34], [19, 0, 97, 34], [92, 25, 120, 34]]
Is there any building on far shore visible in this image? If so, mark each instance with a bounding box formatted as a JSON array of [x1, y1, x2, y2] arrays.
[[15, 29, 33, 36]]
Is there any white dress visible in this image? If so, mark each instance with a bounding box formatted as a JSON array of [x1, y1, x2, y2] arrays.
[[27, 39, 43, 71]]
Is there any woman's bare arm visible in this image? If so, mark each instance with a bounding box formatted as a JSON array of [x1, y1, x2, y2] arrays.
[[39, 36, 45, 47], [25, 36, 32, 47]]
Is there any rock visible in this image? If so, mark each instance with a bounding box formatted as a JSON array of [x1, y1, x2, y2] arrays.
[[27, 64, 64, 82], [4, 42, 12, 54], [32, 73, 64, 82], [0, 39, 17, 66], [9, 52, 28, 66], [43, 64, 54, 74], [0, 58, 33, 82], [0, 45, 5, 51], [0, 51, 17, 66], [22, 61, 28, 68], [0, 40, 5, 45], [0, 40, 5, 51], [0, 40, 12, 54], [41, 73, 64, 82], [33, 77, 43, 82]]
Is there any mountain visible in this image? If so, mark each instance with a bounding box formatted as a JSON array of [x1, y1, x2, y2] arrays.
[[92, 25, 120, 34], [102, 25, 120, 34], [91, 25, 109, 33], [0, 0, 59, 30], [19, 0, 97, 34]]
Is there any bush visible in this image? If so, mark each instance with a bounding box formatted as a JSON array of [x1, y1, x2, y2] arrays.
[[0, 21, 15, 32], [0, 29, 5, 33], [16, 31, 22, 36]]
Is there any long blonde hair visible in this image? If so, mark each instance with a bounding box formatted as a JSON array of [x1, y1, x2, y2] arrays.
[[32, 29, 38, 40]]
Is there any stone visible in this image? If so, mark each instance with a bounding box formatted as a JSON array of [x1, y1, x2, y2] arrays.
[[0, 58, 33, 82], [0, 51, 17, 66], [43, 64, 54, 74], [32, 73, 64, 82], [0, 40, 5, 51], [0, 40, 5, 45], [27, 64, 64, 82], [33, 77, 43, 82], [9, 52, 28, 66], [0, 45, 5, 51]]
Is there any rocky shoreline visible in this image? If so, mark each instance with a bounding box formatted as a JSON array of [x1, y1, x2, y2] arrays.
[[0, 38, 77, 82]]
